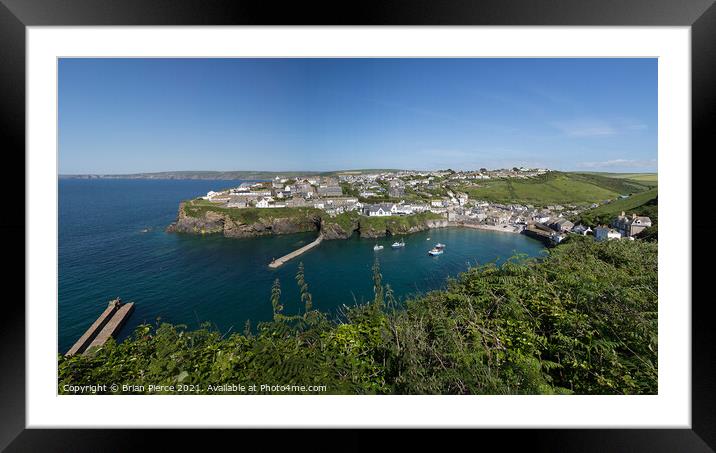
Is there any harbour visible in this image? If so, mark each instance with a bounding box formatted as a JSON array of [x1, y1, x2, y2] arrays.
[[59, 179, 546, 354]]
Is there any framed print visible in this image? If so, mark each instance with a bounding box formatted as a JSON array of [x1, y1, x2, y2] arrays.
[[2, 0, 714, 450]]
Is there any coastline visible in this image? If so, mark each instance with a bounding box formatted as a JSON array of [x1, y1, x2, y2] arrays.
[[448, 222, 523, 234]]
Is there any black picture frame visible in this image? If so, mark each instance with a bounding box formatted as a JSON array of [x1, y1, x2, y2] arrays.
[[1, 0, 713, 450]]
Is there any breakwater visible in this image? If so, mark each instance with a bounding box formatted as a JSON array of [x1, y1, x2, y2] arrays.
[[269, 234, 324, 268], [65, 298, 135, 356]]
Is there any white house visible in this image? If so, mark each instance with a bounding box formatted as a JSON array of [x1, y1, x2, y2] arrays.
[[594, 226, 622, 242], [256, 197, 274, 208], [572, 224, 592, 235], [394, 204, 415, 215], [364, 205, 392, 217]]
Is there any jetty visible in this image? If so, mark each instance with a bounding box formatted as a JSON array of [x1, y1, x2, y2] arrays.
[[523, 223, 556, 246], [269, 234, 323, 268], [65, 297, 135, 356]]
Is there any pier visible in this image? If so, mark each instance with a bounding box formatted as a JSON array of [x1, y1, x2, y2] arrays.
[[65, 298, 135, 356], [269, 234, 323, 268], [523, 223, 556, 246]]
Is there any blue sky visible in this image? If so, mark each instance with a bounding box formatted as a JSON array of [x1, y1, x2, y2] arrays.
[[59, 58, 657, 174]]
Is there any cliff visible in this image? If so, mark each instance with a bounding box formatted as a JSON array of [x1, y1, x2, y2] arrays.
[[167, 201, 448, 240], [166, 202, 321, 238], [357, 215, 448, 238]]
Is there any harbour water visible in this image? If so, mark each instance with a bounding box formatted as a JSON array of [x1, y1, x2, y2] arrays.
[[59, 179, 546, 353]]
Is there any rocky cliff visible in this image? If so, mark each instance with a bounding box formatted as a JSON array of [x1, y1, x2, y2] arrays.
[[167, 202, 449, 240], [166, 202, 321, 238], [358, 218, 450, 238], [320, 218, 358, 240]]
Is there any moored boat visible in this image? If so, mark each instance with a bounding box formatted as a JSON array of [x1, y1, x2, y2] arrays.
[[428, 247, 443, 256], [373, 244, 384, 251], [434, 243, 446, 249], [391, 239, 406, 248]]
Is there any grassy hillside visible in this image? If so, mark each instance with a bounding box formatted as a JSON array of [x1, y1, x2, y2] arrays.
[[460, 172, 625, 206], [579, 171, 657, 181], [576, 172, 658, 188], [574, 188, 658, 227], [58, 238, 657, 395], [569, 173, 654, 194]]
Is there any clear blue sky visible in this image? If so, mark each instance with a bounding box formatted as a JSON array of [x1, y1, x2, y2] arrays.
[[59, 58, 657, 174]]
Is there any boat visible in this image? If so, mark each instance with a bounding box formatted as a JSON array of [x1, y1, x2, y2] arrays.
[[428, 247, 443, 256], [373, 244, 384, 251], [426, 237, 431, 241], [391, 239, 406, 248], [434, 243, 446, 249]]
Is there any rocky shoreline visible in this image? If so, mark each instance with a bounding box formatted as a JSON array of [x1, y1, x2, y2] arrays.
[[166, 202, 321, 238], [166, 203, 451, 240]]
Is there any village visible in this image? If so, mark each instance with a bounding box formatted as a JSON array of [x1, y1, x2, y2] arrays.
[[200, 167, 652, 245]]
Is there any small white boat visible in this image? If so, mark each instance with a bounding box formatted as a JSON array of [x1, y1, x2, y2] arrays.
[[428, 248, 443, 256], [434, 243, 446, 249], [426, 237, 431, 241], [373, 244, 384, 251], [391, 239, 406, 248]]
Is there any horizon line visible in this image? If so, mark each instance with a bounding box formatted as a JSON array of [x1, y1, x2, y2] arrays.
[[58, 168, 657, 176]]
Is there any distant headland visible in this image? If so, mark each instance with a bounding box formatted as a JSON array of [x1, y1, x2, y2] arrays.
[[59, 169, 403, 181]]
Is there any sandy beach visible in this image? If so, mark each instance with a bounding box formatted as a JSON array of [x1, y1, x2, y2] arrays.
[[449, 222, 523, 234]]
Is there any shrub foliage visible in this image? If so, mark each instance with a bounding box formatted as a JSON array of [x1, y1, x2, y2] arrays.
[[58, 237, 657, 395]]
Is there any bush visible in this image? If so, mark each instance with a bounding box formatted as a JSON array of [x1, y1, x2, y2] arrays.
[[59, 239, 657, 395]]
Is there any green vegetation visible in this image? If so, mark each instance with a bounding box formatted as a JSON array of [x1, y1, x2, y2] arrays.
[[340, 182, 359, 197], [459, 172, 626, 206], [58, 238, 657, 395], [569, 173, 654, 194], [636, 225, 658, 242], [360, 211, 444, 232], [575, 188, 658, 227], [579, 171, 658, 182], [183, 199, 322, 225], [322, 211, 360, 231]]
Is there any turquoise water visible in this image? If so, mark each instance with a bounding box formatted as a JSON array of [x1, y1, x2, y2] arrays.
[[59, 179, 546, 353]]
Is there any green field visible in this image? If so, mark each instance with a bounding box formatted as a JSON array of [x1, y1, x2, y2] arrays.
[[577, 172, 658, 188], [580, 171, 657, 180], [460, 172, 623, 206], [574, 188, 658, 227]]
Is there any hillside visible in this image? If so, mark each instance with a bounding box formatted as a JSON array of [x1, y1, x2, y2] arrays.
[[568, 173, 655, 193], [58, 238, 658, 395], [458, 171, 648, 206], [573, 172, 657, 189], [574, 188, 658, 227]]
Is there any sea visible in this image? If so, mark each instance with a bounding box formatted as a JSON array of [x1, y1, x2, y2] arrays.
[[58, 179, 546, 353]]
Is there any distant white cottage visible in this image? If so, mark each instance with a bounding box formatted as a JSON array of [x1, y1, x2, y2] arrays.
[[364, 203, 395, 217], [256, 197, 274, 208], [594, 226, 622, 242]]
